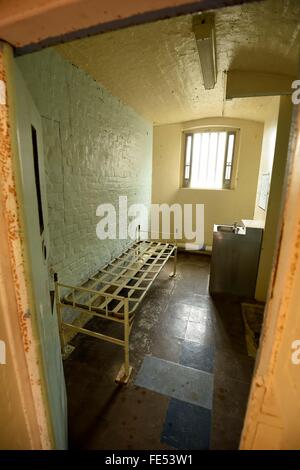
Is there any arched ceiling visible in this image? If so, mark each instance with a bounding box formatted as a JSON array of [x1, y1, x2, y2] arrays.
[[56, 0, 300, 124]]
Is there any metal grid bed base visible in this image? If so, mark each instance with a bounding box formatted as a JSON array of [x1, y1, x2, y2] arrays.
[[55, 239, 177, 384]]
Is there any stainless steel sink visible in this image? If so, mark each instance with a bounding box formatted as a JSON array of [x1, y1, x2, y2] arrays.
[[215, 224, 245, 235], [216, 225, 235, 233]]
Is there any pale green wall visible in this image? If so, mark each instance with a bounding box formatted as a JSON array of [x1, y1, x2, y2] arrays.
[[16, 48, 152, 448], [17, 49, 152, 309]]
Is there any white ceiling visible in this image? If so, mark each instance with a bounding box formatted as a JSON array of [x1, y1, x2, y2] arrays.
[[57, 0, 300, 125]]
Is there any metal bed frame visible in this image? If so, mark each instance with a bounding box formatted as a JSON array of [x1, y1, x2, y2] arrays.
[[54, 232, 177, 384]]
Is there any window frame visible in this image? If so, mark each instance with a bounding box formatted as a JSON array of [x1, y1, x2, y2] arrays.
[[182, 128, 238, 190], [222, 131, 236, 189], [182, 133, 194, 188]]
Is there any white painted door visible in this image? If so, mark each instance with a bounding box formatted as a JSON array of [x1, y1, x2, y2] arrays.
[[13, 62, 67, 449]]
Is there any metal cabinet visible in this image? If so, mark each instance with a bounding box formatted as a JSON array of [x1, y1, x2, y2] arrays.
[[209, 222, 263, 298]]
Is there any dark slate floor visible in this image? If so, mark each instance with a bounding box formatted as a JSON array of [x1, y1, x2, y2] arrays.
[[64, 252, 254, 450]]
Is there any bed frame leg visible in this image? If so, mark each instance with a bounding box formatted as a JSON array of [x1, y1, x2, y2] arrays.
[[115, 299, 132, 384], [54, 273, 66, 355], [169, 245, 177, 278], [137, 224, 141, 243]]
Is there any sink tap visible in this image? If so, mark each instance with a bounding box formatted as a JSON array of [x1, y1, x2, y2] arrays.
[[233, 222, 239, 234]]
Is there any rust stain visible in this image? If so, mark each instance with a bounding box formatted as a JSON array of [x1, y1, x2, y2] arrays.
[[269, 112, 300, 377], [0, 48, 30, 353], [288, 220, 300, 281]]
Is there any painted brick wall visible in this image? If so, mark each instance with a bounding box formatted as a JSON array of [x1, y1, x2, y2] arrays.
[[17, 48, 152, 295]]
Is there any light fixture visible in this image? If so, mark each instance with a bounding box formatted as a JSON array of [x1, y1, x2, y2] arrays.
[[192, 13, 217, 90]]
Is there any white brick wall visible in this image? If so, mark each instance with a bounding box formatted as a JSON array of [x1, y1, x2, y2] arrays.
[[17, 49, 152, 299]]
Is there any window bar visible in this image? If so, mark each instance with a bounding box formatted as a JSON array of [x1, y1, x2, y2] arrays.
[[223, 132, 236, 189], [198, 132, 203, 186], [205, 132, 212, 183], [223, 133, 229, 189], [213, 132, 220, 185], [183, 133, 193, 187]]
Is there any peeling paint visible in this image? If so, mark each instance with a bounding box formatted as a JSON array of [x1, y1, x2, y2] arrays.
[[0, 48, 30, 349], [0, 43, 52, 449], [0, 79, 5, 104]]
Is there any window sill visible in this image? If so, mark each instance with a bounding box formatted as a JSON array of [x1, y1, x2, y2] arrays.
[[180, 187, 234, 191]]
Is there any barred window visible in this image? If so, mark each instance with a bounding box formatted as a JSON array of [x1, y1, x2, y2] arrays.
[[183, 130, 237, 189]]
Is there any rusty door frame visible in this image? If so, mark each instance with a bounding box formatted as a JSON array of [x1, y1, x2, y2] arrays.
[[0, 42, 53, 449], [0, 0, 263, 450], [240, 101, 300, 449], [0, 0, 262, 55], [0, 0, 299, 450]]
